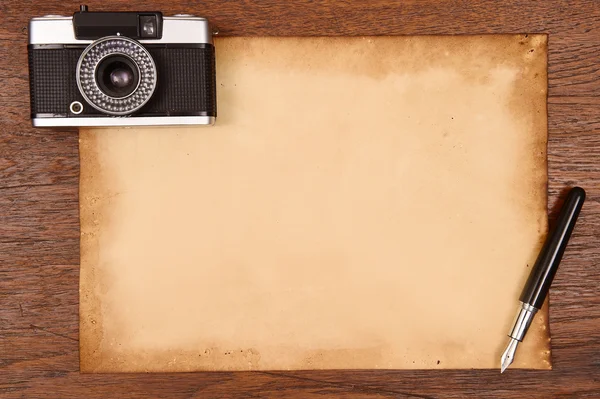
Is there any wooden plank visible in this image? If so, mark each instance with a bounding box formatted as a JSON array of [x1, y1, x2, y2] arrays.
[[1, 0, 599, 397]]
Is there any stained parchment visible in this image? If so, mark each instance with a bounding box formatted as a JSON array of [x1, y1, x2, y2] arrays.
[[80, 35, 549, 372]]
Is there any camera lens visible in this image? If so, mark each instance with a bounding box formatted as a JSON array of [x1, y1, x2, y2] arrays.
[[96, 55, 140, 98], [76, 36, 157, 115]]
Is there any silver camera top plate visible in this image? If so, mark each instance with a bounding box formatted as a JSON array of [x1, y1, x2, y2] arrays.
[[29, 15, 212, 45]]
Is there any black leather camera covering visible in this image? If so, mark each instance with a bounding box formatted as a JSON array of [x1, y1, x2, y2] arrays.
[[28, 44, 217, 118]]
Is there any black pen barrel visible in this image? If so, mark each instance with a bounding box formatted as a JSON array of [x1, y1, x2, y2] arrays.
[[519, 187, 586, 309]]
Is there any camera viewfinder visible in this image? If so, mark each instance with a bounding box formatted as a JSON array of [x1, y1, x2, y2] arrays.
[[140, 15, 158, 38]]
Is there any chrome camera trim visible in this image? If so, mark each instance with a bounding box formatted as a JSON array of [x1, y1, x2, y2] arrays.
[[32, 116, 215, 127], [29, 15, 212, 45]]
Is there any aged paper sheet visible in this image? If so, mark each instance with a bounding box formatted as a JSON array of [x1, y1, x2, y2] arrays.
[[80, 35, 549, 372]]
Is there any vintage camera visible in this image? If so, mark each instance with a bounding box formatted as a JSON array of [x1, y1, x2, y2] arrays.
[[28, 6, 216, 127]]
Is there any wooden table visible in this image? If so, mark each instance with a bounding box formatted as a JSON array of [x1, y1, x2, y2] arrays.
[[1, 1, 599, 397]]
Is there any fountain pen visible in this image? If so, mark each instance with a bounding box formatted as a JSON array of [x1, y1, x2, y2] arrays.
[[500, 187, 586, 373]]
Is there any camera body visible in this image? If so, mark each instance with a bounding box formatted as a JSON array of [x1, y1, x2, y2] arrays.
[[28, 7, 216, 127]]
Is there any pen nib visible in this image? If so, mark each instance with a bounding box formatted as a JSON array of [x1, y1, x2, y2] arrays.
[[500, 338, 519, 373]]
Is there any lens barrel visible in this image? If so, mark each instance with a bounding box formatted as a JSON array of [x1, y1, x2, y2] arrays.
[[76, 36, 157, 115]]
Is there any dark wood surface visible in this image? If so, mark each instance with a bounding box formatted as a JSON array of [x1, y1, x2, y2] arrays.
[[1, 1, 599, 397]]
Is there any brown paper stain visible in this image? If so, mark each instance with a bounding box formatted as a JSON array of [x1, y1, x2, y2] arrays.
[[79, 129, 105, 372], [79, 35, 549, 372]]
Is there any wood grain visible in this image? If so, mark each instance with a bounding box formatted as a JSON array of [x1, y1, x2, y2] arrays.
[[1, 0, 599, 397]]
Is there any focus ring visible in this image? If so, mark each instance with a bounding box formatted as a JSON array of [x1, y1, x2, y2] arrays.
[[76, 36, 157, 115]]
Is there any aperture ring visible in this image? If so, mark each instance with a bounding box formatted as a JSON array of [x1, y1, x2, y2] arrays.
[[76, 36, 157, 115]]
